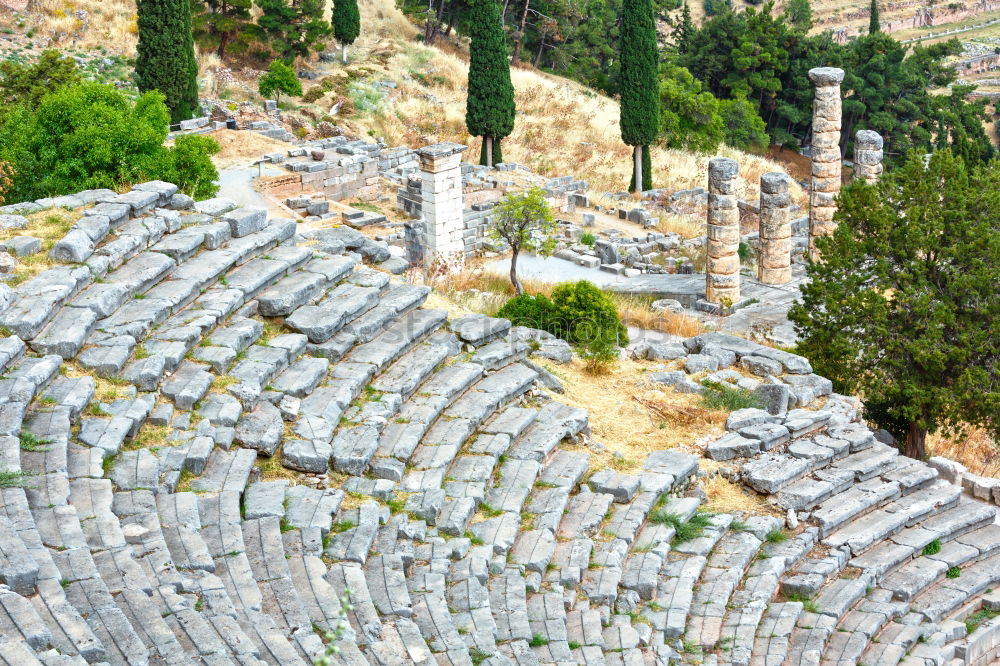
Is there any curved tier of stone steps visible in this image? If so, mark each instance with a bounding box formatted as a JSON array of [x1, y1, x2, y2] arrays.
[[694, 329, 1000, 665], [0, 183, 711, 666]]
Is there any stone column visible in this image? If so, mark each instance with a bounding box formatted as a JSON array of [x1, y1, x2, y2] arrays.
[[854, 130, 884, 184], [758, 172, 792, 285], [808, 67, 845, 261], [416, 142, 468, 267], [706, 157, 740, 305]]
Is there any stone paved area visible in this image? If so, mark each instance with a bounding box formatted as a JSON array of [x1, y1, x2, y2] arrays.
[[0, 182, 995, 665]]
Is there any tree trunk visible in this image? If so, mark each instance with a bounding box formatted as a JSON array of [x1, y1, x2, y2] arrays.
[[533, 38, 546, 67], [511, 0, 531, 64], [341, 44, 347, 64], [510, 249, 523, 295], [486, 137, 494, 168], [217, 33, 230, 58], [425, 0, 436, 43], [905, 421, 927, 460], [633, 145, 643, 194]]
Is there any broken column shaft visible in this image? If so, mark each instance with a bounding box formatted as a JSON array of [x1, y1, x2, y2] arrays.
[[758, 172, 792, 285], [706, 157, 741, 305], [854, 130, 884, 184]]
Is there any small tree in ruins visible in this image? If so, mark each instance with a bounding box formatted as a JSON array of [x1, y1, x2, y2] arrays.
[[258, 60, 303, 105], [466, 0, 515, 167], [789, 149, 1000, 460], [489, 187, 557, 295]]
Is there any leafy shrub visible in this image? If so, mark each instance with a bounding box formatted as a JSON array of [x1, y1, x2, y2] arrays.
[[580, 232, 596, 246], [495, 293, 554, 332], [496, 280, 629, 349], [0, 82, 219, 204], [166, 134, 221, 200]]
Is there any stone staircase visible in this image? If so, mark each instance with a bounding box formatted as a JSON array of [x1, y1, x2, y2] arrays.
[[1, 182, 998, 664]]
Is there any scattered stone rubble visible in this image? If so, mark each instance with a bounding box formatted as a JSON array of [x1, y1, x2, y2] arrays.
[[0, 182, 993, 665]]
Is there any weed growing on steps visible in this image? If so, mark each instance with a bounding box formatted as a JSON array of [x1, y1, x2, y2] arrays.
[[700, 380, 764, 411]]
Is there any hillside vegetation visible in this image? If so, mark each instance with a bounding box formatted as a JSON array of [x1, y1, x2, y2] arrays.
[[2, 0, 799, 199]]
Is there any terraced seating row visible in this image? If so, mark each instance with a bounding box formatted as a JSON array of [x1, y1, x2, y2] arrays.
[[3, 184, 998, 665]]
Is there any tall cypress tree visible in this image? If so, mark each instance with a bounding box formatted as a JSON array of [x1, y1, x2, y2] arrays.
[[869, 0, 880, 33], [466, 0, 515, 168], [136, 0, 199, 123], [620, 0, 658, 193], [332, 0, 361, 64]]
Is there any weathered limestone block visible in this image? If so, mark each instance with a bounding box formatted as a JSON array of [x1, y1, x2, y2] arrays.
[[758, 172, 792, 285], [706, 157, 740, 305], [808, 67, 845, 260], [854, 130, 884, 185]]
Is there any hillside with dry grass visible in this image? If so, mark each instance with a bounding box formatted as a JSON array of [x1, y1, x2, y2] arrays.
[[2, 0, 803, 198]]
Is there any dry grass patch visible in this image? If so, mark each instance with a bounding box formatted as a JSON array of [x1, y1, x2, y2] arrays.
[[699, 459, 777, 516], [2, 208, 83, 285], [62, 362, 132, 403], [928, 429, 1000, 478], [256, 450, 299, 482], [417, 266, 705, 338], [537, 357, 725, 474], [124, 424, 170, 452]]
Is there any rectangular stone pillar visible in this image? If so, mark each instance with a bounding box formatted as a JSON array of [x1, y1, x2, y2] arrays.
[[416, 142, 468, 268], [706, 157, 740, 305], [854, 130, 884, 184], [808, 67, 844, 261], [758, 172, 792, 285]]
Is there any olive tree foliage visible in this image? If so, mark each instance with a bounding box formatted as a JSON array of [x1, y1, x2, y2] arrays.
[[258, 60, 303, 105], [488, 187, 557, 295], [789, 149, 1000, 460]]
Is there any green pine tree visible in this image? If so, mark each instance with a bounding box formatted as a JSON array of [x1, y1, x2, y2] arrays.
[[620, 0, 659, 192], [332, 0, 361, 64], [136, 0, 199, 123], [192, 0, 255, 57], [869, 0, 880, 33], [465, 0, 515, 168], [675, 0, 694, 53], [785, 0, 812, 31], [789, 149, 1000, 459], [255, 0, 330, 61]]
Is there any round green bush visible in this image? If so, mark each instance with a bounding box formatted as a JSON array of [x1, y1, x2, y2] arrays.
[[496, 280, 629, 348]]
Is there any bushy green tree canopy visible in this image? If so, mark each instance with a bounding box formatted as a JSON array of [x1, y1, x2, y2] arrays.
[[789, 149, 1000, 459], [497, 280, 629, 347], [136, 0, 199, 123], [258, 60, 303, 104], [619, 0, 659, 148], [658, 62, 768, 152], [0, 83, 219, 203], [0, 51, 81, 111]]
